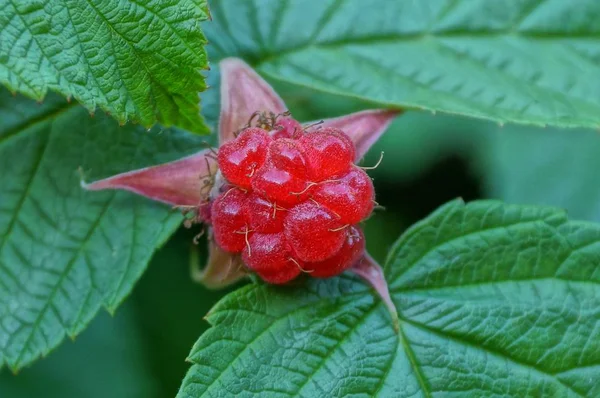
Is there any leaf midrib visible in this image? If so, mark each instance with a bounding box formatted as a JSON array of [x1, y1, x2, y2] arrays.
[[7, 186, 118, 369], [400, 317, 585, 397], [0, 101, 76, 146], [253, 30, 600, 69]]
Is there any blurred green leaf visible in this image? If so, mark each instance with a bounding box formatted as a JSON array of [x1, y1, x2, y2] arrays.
[[372, 110, 600, 223], [0, 90, 205, 370], [179, 200, 600, 397], [481, 126, 600, 221], [0, 0, 210, 133], [0, 302, 159, 398], [206, 0, 600, 128], [131, 228, 238, 396]]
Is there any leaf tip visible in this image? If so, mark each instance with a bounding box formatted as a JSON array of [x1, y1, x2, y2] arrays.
[[105, 305, 118, 317], [8, 364, 20, 375], [78, 166, 90, 190]]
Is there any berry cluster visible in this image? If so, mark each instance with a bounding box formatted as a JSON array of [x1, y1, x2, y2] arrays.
[[211, 114, 374, 284]]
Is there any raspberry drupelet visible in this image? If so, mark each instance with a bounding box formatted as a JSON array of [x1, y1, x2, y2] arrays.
[[213, 114, 375, 284]]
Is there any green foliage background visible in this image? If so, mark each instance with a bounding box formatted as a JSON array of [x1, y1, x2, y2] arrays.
[[3, 81, 598, 396], [2, 0, 600, 396]]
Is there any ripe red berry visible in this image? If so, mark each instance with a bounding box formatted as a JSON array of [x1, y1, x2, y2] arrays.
[[245, 193, 286, 233], [312, 167, 374, 224], [211, 113, 373, 284], [307, 226, 365, 278], [273, 117, 303, 139], [284, 201, 346, 262], [242, 232, 301, 284], [268, 138, 308, 178], [299, 128, 355, 181], [218, 127, 271, 188], [211, 188, 249, 252], [251, 161, 311, 205]]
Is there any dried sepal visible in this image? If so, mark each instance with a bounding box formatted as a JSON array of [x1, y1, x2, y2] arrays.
[[82, 149, 217, 207], [219, 58, 286, 144]]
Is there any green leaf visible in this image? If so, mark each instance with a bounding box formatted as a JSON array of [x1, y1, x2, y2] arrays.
[[206, 0, 600, 128], [363, 109, 600, 223], [481, 126, 600, 221], [131, 228, 236, 395], [0, 0, 210, 133], [179, 200, 600, 397], [0, 90, 205, 370], [0, 302, 160, 398]]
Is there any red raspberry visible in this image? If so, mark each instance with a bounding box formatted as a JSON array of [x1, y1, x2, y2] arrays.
[[284, 201, 346, 262], [299, 128, 355, 181], [312, 167, 374, 225], [245, 193, 286, 233], [307, 226, 365, 278], [218, 127, 271, 188], [211, 188, 248, 252], [242, 232, 301, 284], [212, 117, 375, 284]]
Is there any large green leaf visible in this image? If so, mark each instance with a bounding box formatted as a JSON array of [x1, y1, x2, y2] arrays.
[[206, 0, 600, 128], [0, 90, 205, 370], [0, 0, 210, 133], [179, 200, 600, 397]]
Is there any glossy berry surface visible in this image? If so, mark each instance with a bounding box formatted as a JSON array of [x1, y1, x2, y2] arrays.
[[212, 113, 375, 284], [312, 167, 375, 225], [211, 188, 248, 252], [307, 226, 365, 278], [242, 233, 301, 284], [244, 193, 286, 233], [217, 127, 271, 188], [284, 201, 346, 262], [299, 127, 355, 181]]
